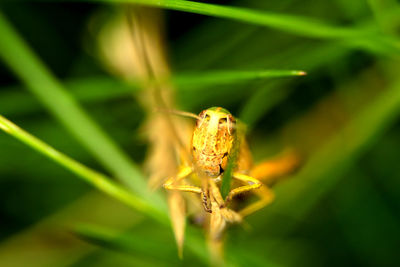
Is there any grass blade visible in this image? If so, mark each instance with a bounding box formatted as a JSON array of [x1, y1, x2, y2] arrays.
[[0, 70, 305, 116], [0, 76, 139, 116], [73, 223, 180, 262], [90, 0, 400, 54], [0, 114, 212, 263], [92, 0, 366, 38], [0, 115, 165, 223], [220, 122, 247, 199], [175, 69, 306, 90], [0, 11, 160, 203]]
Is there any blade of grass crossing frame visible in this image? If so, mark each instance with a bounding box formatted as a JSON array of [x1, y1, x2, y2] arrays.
[[221, 121, 246, 199], [0, 13, 214, 263], [0, 115, 166, 223], [0, 70, 306, 117], [73, 223, 181, 262], [94, 0, 367, 39], [0, 76, 139, 116], [91, 0, 400, 54], [0, 11, 164, 206], [220, 140, 237, 199], [0, 115, 210, 263], [175, 70, 306, 89]]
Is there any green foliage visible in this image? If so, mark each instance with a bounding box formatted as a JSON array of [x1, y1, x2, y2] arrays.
[[0, 10, 153, 201], [1, 0, 400, 266], [0, 70, 304, 117], [0, 115, 166, 221]]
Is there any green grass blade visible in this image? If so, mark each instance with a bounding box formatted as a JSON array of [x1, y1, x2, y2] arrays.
[[0, 114, 209, 262], [89, 0, 400, 54], [73, 222, 210, 264], [220, 144, 236, 199], [0, 76, 139, 116], [0, 115, 211, 263], [0, 70, 305, 116], [73, 223, 181, 262], [0, 11, 160, 203], [92, 0, 367, 39], [0, 115, 166, 223], [175, 70, 306, 90], [220, 122, 247, 199]]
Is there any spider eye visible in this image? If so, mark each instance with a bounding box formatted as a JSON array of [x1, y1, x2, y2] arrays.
[[205, 114, 211, 121]]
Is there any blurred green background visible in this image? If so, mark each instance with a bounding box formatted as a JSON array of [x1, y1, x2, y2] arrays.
[[0, 0, 400, 266]]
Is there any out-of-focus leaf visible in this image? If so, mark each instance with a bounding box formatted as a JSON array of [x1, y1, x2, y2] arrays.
[[367, 0, 399, 33], [0, 192, 143, 267], [73, 223, 180, 263], [333, 170, 400, 266], [0, 76, 139, 116], [260, 77, 400, 233]]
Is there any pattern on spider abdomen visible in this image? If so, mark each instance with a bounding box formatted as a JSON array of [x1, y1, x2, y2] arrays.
[[191, 107, 235, 177]]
